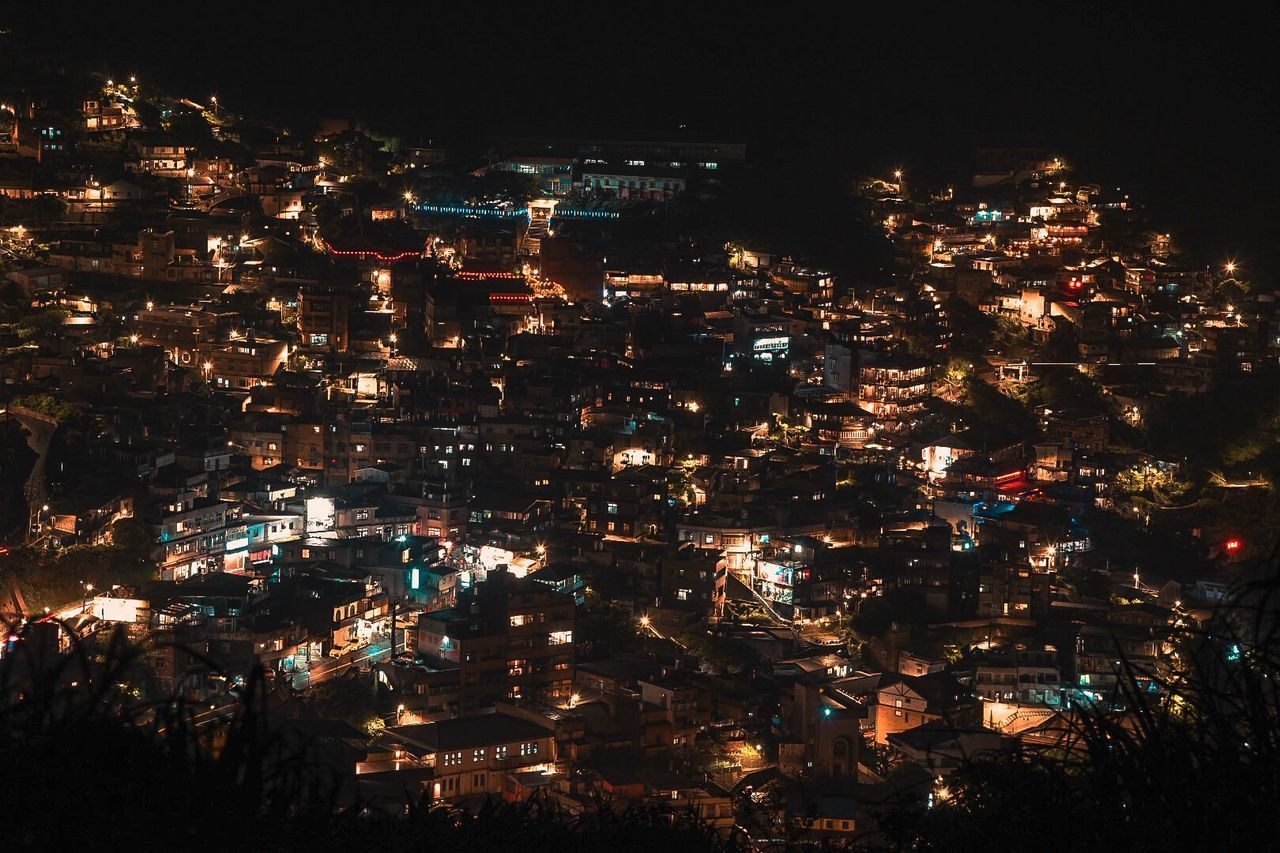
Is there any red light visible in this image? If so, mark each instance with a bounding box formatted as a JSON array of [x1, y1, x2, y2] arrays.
[[1225, 539, 1241, 552], [321, 240, 420, 263]]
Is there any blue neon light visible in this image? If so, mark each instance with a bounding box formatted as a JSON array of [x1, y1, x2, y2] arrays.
[[410, 204, 622, 221], [413, 204, 525, 218]]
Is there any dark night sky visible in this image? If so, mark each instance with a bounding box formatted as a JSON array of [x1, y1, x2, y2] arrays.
[[8, 2, 1279, 276]]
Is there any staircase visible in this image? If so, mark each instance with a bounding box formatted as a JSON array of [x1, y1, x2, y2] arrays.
[[523, 210, 551, 256]]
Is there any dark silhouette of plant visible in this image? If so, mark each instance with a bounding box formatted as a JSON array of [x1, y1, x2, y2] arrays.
[[880, 567, 1280, 851], [0, 619, 745, 851]]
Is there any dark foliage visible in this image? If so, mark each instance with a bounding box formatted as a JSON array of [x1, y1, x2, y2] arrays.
[[881, 571, 1280, 851], [0, 621, 741, 852]]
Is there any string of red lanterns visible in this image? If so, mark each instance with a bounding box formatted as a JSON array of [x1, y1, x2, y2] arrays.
[[321, 239, 421, 263]]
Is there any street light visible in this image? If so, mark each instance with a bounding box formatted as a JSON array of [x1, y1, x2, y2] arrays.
[[1224, 260, 1237, 276]]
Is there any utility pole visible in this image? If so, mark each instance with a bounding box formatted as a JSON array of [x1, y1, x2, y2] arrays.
[[388, 597, 398, 657]]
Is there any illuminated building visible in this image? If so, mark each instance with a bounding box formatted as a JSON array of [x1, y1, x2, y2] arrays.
[[856, 352, 931, 427], [416, 570, 575, 711]]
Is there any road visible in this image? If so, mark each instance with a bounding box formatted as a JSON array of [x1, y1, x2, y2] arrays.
[[290, 639, 396, 689], [5, 408, 57, 536]]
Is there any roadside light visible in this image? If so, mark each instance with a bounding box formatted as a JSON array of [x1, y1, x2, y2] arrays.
[[639, 615, 651, 628], [1224, 261, 1237, 275], [535, 544, 546, 555]]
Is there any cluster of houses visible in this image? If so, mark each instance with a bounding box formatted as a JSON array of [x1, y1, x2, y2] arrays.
[[0, 74, 1262, 844]]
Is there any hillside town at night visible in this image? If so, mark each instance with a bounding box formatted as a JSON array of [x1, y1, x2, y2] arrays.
[[0, 11, 1276, 851]]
